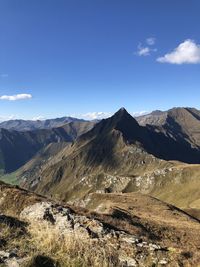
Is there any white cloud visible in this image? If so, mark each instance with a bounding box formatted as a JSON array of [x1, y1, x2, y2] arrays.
[[136, 43, 157, 56], [75, 110, 149, 120], [0, 115, 17, 122], [131, 111, 149, 117], [157, 39, 200, 64], [146, 37, 156, 45], [137, 44, 151, 56], [31, 116, 46, 121], [0, 93, 32, 101], [78, 112, 112, 120]]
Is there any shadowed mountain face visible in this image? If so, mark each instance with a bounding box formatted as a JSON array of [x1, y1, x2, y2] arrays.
[[0, 121, 95, 173], [22, 108, 200, 202], [77, 108, 144, 167], [81, 107, 200, 165], [0, 127, 72, 173], [137, 107, 200, 148], [136, 107, 200, 163]]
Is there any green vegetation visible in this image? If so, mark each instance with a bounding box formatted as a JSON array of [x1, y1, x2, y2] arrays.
[[0, 172, 19, 185]]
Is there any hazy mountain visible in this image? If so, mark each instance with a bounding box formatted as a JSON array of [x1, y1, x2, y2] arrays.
[[136, 107, 200, 127], [136, 110, 168, 126], [137, 107, 200, 150], [0, 116, 86, 131]]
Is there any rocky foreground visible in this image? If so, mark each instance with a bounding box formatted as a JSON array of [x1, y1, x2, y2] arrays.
[[0, 181, 200, 266]]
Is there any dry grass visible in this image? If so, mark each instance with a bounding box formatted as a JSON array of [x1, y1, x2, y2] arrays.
[[21, 222, 120, 267], [0, 215, 28, 254], [0, 212, 120, 267]]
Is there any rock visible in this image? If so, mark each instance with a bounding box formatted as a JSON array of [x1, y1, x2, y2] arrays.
[[20, 202, 53, 221], [6, 259, 20, 267], [136, 243, 144, 247], [159, 259, 168, 265], [43, 208, 55, 224], [121, 236, 137, 244], [75, 225, 90, 238], [86, 219, 104, 237], [0, 250, 10, 258], [19, 201, 172, 267], [9, 249, 18, 258], [149, 243, 161, 251], [119, 256, 137, 267]]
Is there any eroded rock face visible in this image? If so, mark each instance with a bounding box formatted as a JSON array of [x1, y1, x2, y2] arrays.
[[19, 201, 172, 266], [21, 202, 106, 239]]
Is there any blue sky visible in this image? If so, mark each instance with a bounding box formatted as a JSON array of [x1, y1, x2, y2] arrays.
[[0, 0, 200, 120]]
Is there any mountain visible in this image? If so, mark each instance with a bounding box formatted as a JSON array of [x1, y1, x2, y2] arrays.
[[136, 109, 168, 126], [20, 108, 200, 203], [1, 181, 200, 266], [0, 121, 95, 174], [0, 116, 86, 131], [2, 107, 200, 266], [137, 107, 200, 148]]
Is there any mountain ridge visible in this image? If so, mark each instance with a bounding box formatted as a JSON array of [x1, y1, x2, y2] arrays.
[[0, 116, 86, 131]]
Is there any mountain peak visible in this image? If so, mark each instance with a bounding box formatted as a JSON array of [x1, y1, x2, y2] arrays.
[[79, 107, 140, 143], [115, 107, 128, 115], [112, 107, 133, 121], [119, 107, 127, 112], [93, 107, 141, 141]]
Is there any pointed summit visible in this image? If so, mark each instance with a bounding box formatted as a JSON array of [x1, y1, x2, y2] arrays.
[[114, 107, 129, 117], [80, 107, 141, 143], [117, 107, 127, 113], [112, 107, 130, 119], [111, 107, 139, 127]]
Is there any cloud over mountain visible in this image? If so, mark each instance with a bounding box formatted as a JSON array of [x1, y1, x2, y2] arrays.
[[78, 110, 148, 120], [79, 112, 112, 120]]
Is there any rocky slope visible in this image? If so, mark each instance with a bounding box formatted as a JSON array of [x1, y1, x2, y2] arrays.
[[0, 181, 200, 266], [136, 110, 168, 126]]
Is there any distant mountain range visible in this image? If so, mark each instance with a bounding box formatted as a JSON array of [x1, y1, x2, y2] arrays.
[[0, 116, 86, 131]]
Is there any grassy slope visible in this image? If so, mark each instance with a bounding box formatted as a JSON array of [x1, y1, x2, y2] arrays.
[[0, 171, 19, 185], [1, 182, 200, 266], [83, 192, 200, 265]]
